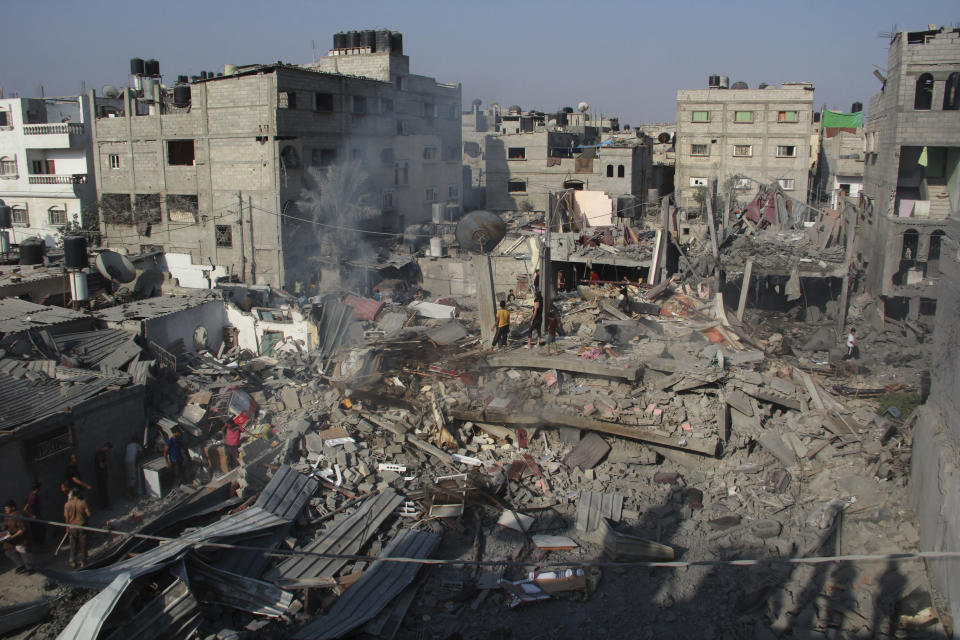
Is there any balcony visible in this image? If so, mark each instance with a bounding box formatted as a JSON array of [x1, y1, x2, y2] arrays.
[[28, 174, 88, 185], [22, 123, 85, 149]]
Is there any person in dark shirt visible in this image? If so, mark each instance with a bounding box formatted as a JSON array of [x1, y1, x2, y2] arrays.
[[164, 428, 185, 485], [62, 453, 91, 496], [24, 483, 44, 546], [532, 269, 540, 292], [545, 310, 560, 356], [94, 442, 113, 509]]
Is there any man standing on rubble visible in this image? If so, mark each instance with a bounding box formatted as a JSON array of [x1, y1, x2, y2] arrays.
[[490, 300, 511, 352], [545, 309, 560, 356], [3, 501, 34, 574], [843, 328, 858, 360], [526, 292, 544, 349], [94, 442, 113, 509], [63, 490, 90, 569], [164, 428, 186, 486]]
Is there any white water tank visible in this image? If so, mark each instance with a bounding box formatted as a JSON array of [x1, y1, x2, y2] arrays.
[[430, 236, 443, 257], [70, 271, 89, 302], [431, 202, 444, 224]]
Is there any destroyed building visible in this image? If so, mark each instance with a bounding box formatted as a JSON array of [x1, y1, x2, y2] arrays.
[[858, 25, 960, 319], [816, 107, 866, 209], [674, 79, 816, 212], [91, 30, 461, 289], [0, 94, 120, 246]]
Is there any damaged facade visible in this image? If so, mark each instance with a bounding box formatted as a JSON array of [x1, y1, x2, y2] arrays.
[[859, 26, 960, 318], [91, 30, 461, 289]]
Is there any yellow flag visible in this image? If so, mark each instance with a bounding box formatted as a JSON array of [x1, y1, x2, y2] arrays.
[[918, 146, 928, 167]]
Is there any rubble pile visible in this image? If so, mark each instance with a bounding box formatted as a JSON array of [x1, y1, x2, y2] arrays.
[[20, 284, 943, 639]]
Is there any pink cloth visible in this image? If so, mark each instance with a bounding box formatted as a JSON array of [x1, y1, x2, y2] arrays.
[[224, 426, 242, 447]]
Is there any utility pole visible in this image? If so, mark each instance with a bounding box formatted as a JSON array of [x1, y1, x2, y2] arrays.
[[237, 191, 246, 282], [249, 195, 256, 284]]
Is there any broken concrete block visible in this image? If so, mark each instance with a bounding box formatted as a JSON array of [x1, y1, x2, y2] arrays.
[[758, 432, 797, 468], [562, 432, 610, 470], [281, 387, 302, 411]]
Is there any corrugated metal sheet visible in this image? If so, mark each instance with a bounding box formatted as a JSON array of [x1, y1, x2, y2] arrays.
[[424, 321, 469, 345], [213, 525, 290, 579], [343, 294, 384, 321], [317, 300, 356, 359], [93, 295, 219, 323], [0, 298, 89, 335], [101, 575, 200, 640], [272, 489, 403, 588], [575, 491, 624, 532], [188, 558, 293, 618], [54, 329, 140, 367], [255, 465, 320, 520], [55, 572, 133, 640], [293, 529, 440, 640]]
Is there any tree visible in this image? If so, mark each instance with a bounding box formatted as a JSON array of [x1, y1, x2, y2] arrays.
[[720, 173, 752, 213], [296, 161, 380, 260]]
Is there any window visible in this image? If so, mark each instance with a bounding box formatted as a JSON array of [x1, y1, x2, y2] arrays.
[[508, 147, 526, 160], [448, 185, 459, 199], [617, 165, 625, 178], [382, 189, 395, 210], [424, 103, 437, 118], [311, 148, 337, 167], [167, 140, 195, 165], [776, 145, 797, 158], [279, 91, 297, 109], [944, 73, 960, 110], [0, 111, 8, 127], [425, 187, 439, 202], [350, 148, 365, 163], [691, 110, 710, 122], [778, 111, 799, 123], [690, 144, 709, 156], [734, 111, 753, 123], [215, 225, 233, 247], [24, 426, 72, 463], [508, 180, 526, 193], [48, 208, 66, 226], [915, 73, 934, 110], [777, 178, 795, 190], [607, 164, 614, 177], [734, 177, 751, 189], [352, 95, 367, 114], [381, 98, 394, 113], [394, 160, 409, 185], [380, 148, 394, 164], [134, 194, 161, 223], [0, 157, 16, 176], [690, 177, 708, 187], [108, 154, 121, 169], [167, 194, 198, 222], [423, 146, 437, 162], [31, 160, 54, 174], [315, 92, 334, 111], [396, 120, 407, 135], [733, 145, 752, 157], [563, 179, 584, 190], [11, 207, 28, 226], [280, 146, 300, 169]]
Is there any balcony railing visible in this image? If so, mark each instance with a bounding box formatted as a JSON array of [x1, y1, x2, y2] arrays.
[[28, 174, 87, 185], [23, 123, 84, 136]]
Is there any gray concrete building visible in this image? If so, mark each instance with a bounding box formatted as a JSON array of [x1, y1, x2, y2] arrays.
[[674, 80, 815, 212], [92, 30, 461, 289], [817, 127, 865, 209], [858, 26, 960, 317], [485, 129, 651, 218]]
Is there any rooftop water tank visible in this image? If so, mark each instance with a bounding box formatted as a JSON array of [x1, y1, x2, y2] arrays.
[[130, 58, 145, 76], [852, 101, 863, 113], [64, 235, 88, 269], [708, 75, 720, 88], [347, 30, 361, 48], [145, 59, 160, 76], [731, 81, 748, 90], [390, 31, 403, 55], [19, 237, 44, 266], [362, 29, 376, 49], [173, 84, 191, 106], [334, 32, 347, 49], [719, 75, 730, 89], [375, 29, 391, 53]]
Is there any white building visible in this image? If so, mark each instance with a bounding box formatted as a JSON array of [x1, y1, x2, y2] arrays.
[[0, 96, 114, 246]]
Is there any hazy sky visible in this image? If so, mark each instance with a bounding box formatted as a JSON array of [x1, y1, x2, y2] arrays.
[[2, 0, 957, 123]]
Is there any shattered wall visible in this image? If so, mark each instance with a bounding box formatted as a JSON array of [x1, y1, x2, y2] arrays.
[[225, 304, 315, 355], [163, 252, 230, 289], [910, 211, 960, 634]]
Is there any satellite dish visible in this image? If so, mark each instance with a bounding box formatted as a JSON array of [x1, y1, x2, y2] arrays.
[[657, 132, 672, 144], [455, 211, 506, 254], [96, 251, 136, 283], [577, 101, 589, 113], [133, 269, 164, 298]]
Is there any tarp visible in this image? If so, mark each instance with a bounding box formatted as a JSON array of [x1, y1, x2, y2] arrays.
[[821, 110, 863, 129]]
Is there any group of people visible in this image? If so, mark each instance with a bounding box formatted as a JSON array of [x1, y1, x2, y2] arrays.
[[489, 269, 560, 356]]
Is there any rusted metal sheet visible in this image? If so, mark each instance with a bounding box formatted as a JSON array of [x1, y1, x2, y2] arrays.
[[343, 294, 384, 321]]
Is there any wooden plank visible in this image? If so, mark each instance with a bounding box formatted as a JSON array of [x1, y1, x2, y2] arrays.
[[484, 352, 641, 382], [736, 259, 753, 322]]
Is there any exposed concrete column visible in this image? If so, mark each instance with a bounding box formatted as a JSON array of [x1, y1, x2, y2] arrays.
[[736, 259, 753, 322], [474, 255, 496, 347], [908, 295, 920, 322]]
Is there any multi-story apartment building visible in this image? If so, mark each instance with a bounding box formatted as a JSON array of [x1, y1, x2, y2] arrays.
[[817, 108, 866, 209], [93, 30, 461, 288], [485, 128, 651, 218], [0, 96, 117, 246], [674, 79, 815, 211], [859, 26, 960, 317]]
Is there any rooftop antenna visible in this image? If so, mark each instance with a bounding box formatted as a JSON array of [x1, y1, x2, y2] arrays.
[[878, 24, 898, 40], [311, 39, 317, 64]]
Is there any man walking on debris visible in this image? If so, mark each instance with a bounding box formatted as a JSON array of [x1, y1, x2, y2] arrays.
[[3, 500, 34, 574], [843, 328, 858, 360], [490, 300, 511, 352], [94, 442, 113, 509], [63, 490, 90, 569], [545, 309, 560, 356], [164, 427, 186, 485], [526, 292, 544, 349]]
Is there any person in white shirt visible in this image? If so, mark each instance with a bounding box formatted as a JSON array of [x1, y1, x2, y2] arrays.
[[124, 437, 143, 498], [843, 328, 857, 360]]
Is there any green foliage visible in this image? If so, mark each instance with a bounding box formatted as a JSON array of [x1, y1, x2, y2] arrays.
[[875, 391, 923, 418]]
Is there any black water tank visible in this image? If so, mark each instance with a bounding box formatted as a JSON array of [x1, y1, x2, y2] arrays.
[[851, 101, 863, 113], [362, 30, 376, 49], [64, 235, 88, 269], [177, 74, 188, 84], [130, 57, 145, 75], [390, 31, 403, 55], [334, 32, 347, 49], [708, 74, 720, 88], [200, 71, 208, 80], [173, 84, 191, 106], [375, 29, 391, 52], [347, 30, 360, 47], [145, 59, 160, 76], [19, 238, 44, 266], [0, 206, 10, 229]]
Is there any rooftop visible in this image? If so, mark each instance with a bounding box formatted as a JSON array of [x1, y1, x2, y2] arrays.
[[94, 294, 221, 323], [0, 298, 89, 335]]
